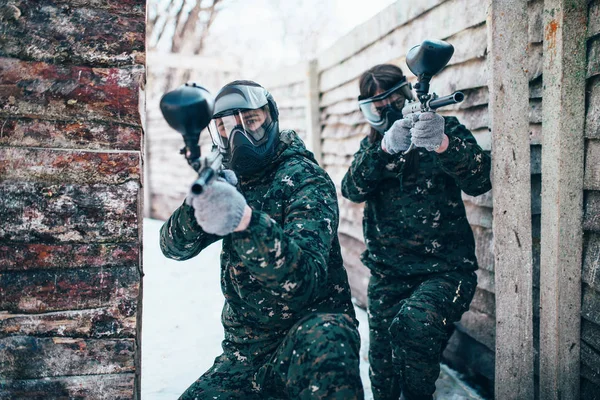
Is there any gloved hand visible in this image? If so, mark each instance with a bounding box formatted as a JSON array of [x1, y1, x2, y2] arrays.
[[185, 171, 246, 236], [381, 114, 418, 154], [410, 112, 445, 152]]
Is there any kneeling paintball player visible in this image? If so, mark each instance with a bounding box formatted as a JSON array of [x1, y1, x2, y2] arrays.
[[161, 80, 364, 399]]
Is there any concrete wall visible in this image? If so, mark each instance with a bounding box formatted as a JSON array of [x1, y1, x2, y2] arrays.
[[581, 1, 600, 397], [0, 1, 145, 398]]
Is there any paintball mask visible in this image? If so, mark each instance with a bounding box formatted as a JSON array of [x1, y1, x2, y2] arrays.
[[358, 77, 414, 133], [208, 83, 279, 176]]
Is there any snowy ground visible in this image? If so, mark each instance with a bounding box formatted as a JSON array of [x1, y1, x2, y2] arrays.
[[142, 218, 484, 399]]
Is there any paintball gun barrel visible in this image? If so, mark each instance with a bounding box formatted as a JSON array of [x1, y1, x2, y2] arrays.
[[159, 82, 222, 195]]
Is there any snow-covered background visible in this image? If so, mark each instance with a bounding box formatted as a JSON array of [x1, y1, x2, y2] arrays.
[[141, 218, 484, 399]]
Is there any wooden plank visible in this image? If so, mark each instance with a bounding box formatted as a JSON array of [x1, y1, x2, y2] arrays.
[[443, 329, 495, 382], [582, 378, 600, 400], [0, 267, 140, 314], [582, 341, 600, 378], [584, 191, 600, 232], [586, 75, 600, 139], [0, 307, 136, 338], [456, 310, 496, 351], [0, 182, 139, 243], [589, 35, 600, 78], [0, 148, 140, 185], [0, 373, 135, 400], [465, 202, 493, 229], [529, 0, 545, 43], [583, 233, 600, 290], [304, 60, 321, 164], [0, 1, 144, 67], [489, 0, 534, 396], [0, 243, 138, 272], [0, 336, 135, 379], [0, 117, 141, 151], [590, 0, 600, 38], [463, 188, 493, 209], [476, 268, 496, 294], [472, 225, 494, 272], [539, 3, 588, 398], [586, 139, 600, 190], [470, 288, 496, 316], [583, 284, 600, 326], [0, 58, 144, 126], [582, 319, 600, 354]]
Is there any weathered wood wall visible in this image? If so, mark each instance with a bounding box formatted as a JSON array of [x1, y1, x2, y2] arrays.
[[581, 1, 600, 398], [0, 1, 145, 398]]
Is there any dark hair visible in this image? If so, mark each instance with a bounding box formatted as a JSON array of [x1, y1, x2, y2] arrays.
[[359, 64, 418, 173], [359, 64, 405, 143]]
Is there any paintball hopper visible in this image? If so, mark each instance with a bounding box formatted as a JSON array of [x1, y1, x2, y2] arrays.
[[159, 83, 215, 171], [406, 39, 454, 77], [406, 39, 454, 99]]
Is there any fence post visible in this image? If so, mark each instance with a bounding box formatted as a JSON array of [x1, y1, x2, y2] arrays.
[[305, 59, 322, 165], [539, 2, 587, 399], [488, 0, 535, 398]]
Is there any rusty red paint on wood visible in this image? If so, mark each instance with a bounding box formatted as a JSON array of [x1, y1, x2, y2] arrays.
[[0, 373, 135, 399], [0, 307, 136, 338], [0, 336, 135, 379], [0, 267, 140, 314], [0, 243, 139, 271], [0, 57, 143, 125], [0, 148, 140, 185], [0, 182, 139, 243], [0, 1, 144, 67], [0, 117, 142, 150]]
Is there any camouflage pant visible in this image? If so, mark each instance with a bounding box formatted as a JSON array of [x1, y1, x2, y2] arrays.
[[179, 313, 364, 400], [367, 269, 477, 400]]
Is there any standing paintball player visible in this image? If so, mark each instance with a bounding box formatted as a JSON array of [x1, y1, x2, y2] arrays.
[[342, 64, 491, 400], [160, 80, 364, 399]]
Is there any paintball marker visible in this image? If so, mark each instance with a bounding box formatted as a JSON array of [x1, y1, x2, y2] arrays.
[[402, 39, 465, 153], [159, 82, 222, 195]]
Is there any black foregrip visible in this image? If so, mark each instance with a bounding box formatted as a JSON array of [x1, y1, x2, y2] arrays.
[[191, 168, 216, 195], [429, 91, 464, 110]]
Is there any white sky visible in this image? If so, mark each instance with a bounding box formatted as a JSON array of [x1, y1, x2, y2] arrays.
[[201, 0, 397, 71]]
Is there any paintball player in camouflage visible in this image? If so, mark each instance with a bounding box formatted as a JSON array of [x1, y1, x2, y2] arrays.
[[160, 80, 364, 399], [342, 64, 491, 400]]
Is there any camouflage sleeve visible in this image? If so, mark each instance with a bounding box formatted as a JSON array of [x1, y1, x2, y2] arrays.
[[341, 136, 397, 203], [159, 201, 221, 261], [230, 171, 337, 310], [436, 116, 492, 196]]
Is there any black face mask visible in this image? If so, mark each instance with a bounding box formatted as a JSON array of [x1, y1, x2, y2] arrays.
[[226, 120, 280, 176], [376, 105, 404, 134]]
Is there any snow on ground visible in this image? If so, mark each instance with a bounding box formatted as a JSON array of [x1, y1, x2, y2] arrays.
[[142, 218, 483, 399]]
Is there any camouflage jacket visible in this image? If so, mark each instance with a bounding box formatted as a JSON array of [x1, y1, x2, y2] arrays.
[[342, 116, 491, 277], [160, 130, 356, 360]]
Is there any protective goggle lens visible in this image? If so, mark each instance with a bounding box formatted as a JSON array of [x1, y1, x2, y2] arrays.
[[208, 106, 272, 151], [358, 80, 413, 126]]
